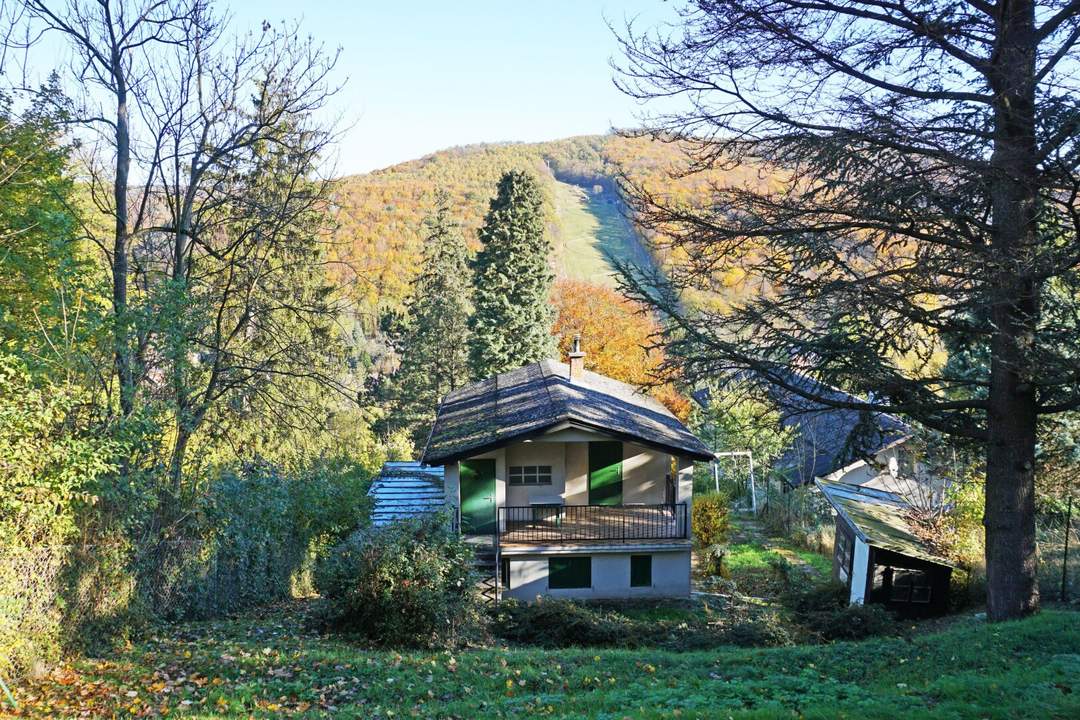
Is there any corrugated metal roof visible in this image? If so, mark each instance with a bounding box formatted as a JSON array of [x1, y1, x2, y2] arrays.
[[815, 479, 953, 568], [421, 360, 714, 465], [368, 461, 446, 527]]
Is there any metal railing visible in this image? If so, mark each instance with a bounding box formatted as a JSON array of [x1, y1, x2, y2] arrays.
[[497, 503, 688, 544]]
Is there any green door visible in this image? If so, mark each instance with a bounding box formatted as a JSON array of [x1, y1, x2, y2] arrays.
[[460, 459, 496, 535], [588, 441, 623, 505]]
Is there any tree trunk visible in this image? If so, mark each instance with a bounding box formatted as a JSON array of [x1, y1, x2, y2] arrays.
[[169, 421, 191, 495], [984, 0, 1041, 621], [113, 62, 134, 417]]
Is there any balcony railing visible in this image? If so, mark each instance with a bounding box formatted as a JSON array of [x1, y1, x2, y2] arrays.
[[497, 503, 688, 544]]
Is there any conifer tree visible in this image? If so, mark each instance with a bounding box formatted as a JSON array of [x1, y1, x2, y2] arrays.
[[469, 170, 555, 376], [394, 191, 473, 447]]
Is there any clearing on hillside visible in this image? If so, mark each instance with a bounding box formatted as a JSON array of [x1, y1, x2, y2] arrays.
[[550, 177, 654, 288]]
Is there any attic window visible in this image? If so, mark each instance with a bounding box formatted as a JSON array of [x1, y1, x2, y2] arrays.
[[509, 465, 552, 486]]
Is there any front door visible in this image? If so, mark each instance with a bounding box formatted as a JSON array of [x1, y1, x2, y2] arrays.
[[460, 459, 496, 534], [588, 441, 623, 505]]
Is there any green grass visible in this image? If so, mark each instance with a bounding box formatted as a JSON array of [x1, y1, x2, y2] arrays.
[[725, 542, 833, 576], [550, 179, 653, 286], [11, 605, 1079, 719]]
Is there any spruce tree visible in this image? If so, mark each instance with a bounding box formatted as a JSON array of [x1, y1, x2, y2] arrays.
[[469, 170, 555, 377], [394, 190, 473, 447]]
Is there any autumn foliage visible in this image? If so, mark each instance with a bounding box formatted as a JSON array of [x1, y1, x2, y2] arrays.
[[551, 279, 689, 419]]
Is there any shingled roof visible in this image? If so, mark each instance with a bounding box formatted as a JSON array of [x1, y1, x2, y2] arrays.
[[816, 479, 953, 567], [691, 374, 911, 487], [768, 373, 911, 487], [421, 360, 714, 465]]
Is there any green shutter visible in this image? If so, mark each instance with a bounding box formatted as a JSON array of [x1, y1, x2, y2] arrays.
[[549, 556, 591, 589], [630, 554, 652, 587], [588, 441, 623, 505]]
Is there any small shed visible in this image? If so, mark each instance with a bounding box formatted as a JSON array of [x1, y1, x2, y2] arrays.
[[368, 461, 446, 527], [816, 479, 953, 617]]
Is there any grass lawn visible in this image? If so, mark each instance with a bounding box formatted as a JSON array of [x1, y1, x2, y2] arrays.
[[7, 605, 1078, 719]]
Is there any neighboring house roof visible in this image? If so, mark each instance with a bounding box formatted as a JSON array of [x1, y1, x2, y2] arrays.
[[690, 375, 910, 487], [815, 479, 953, 568], [421, 359, 714, 465], [768, 374, 911, 487], [368, 461, 446, 527]]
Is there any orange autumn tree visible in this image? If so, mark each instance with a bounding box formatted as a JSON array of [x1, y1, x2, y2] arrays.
[[551, 279, 689, 419]]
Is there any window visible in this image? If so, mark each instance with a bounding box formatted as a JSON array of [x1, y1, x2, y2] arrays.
[[549, 556, 591, 589], [509, 465, 553, 486], [501, 558, 511, 589], [890, 569, 932, 603], [834, 530, 853, 584], [630, 555, 652, 587]]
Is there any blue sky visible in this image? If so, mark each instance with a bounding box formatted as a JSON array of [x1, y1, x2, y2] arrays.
[[227, 1, 673, 175]]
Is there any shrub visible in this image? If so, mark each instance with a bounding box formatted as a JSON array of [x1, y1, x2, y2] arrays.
[[809, 602, 896, 641], [314, 513, 482, 648], [693, 493, 731, 548], [783, 580, 897, 641], [723, 612, 793, 647], [699, 544, 730, 577], [491, 598, 633, 648]]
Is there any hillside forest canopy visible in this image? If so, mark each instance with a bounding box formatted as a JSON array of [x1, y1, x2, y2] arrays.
[[0, 0, 1078, 691]]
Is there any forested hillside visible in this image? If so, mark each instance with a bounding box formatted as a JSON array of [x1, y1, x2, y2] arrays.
[[330, 134, 768, 326]]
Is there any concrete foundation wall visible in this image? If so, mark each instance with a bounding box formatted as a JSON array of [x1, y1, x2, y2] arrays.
[[503, 549, 691, 601]]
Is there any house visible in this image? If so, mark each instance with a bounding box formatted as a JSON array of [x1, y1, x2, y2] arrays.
[[767, 374, 912, 489], [367, 461, 446, 528], [816, 479, 953, 617], [690, 375, 913, 492], [420, 344, 713, 601]]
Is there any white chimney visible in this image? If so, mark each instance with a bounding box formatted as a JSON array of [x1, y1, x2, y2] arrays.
[[568, 334, 585, 381]]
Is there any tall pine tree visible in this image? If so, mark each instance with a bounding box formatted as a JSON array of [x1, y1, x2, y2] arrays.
[[469, 170, 555, 376], [393, 190, 473, 448]]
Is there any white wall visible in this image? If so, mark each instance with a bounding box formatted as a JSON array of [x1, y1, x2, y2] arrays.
[[444, 461, 460, 524], [462, 439, 679, 509], [849, 537, 870, 604], [505, 441, 567, 506], [503, 549, 691, 601], [678, 455, 694, 544], [622, 443, 671, 504]]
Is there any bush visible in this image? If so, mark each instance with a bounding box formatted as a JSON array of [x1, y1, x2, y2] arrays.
[[491, 598, 633, 648], [143, 458, 372, 621], [783, 580, 897, 641], [808, 602, 896, 641], [699, 544, 730, 577], [314, 513, 482, 648], [723, 612, 793, 647], [693, 493, 731, 548]]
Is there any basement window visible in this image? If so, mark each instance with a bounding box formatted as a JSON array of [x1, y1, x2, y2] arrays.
[[630, 554, 652, 587], [549, 556, 591, 589], [509, 465, 552, 486]]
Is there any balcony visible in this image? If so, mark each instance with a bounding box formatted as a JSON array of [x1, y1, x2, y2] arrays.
[[497, 503, 688, 546]]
